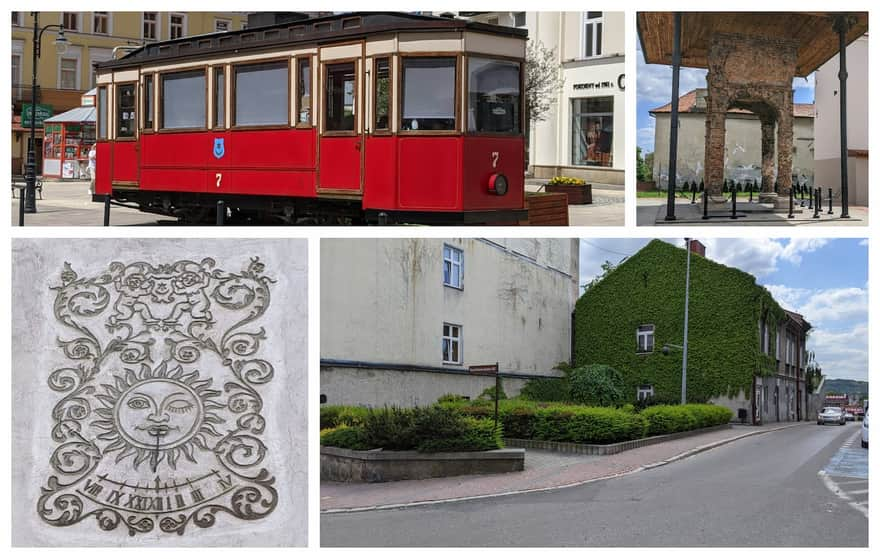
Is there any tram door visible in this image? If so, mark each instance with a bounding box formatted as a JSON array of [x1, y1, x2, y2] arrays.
[[318, 56, 364, 193]]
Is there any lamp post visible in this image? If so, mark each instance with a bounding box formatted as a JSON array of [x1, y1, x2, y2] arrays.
[[24, 12, 69, 215], [660, 239, 691, 405]]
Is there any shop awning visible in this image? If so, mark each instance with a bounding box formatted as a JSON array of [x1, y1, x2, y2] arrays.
[[43, 106, 96, 124]]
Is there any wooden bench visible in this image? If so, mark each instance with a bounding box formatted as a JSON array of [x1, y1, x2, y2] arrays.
[[11, 175, 43, 199]]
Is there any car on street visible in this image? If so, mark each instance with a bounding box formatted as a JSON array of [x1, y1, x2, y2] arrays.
[[818, 407, 846, 426], [861, 409, 869, 448], [845, 411, 856, 421]]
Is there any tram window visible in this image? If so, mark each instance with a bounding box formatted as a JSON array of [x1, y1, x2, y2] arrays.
[[214, 67, 225, 128], [234, 61, 289, 126], [467, 57, 521, 134], [161, 70, 206, 129], [97, 86, 107, 140], [374, 58, 390, 130], [143, 75, 154, 129], [325, 62, 356, 132], [297, 58, 311, 125], [116, 83, 136, 138], [401, 57, 455, 131]]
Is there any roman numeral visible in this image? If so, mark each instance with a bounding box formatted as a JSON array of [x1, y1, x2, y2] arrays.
[[191, 489, 205, 503], [107, 490, 124, 505], [82, 478, 103, 497]]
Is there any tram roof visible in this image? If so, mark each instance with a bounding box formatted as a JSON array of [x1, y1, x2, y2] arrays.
[[96, 12, 528, 71]]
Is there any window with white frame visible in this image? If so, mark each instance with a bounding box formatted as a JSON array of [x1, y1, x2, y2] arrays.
[[62, 13, 79, 32], [170, 14, 185, 39], [143, 12, 158, 40], [637, 385, 654, 401], [775, 330, 781, 360], [442, 323, 462, 364], [60, 58, 78, 89], [215, 19, 231, 32], [443, 245, 463, 289], [12, 12, 22, 26], [12, 53, 21, 88], [583, 12, 603, 58], [93, 12, 109, 35], [637, 324, 654, 353]]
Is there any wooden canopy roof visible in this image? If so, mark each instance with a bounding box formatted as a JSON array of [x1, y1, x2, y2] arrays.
[[637, 12, 868, 77]]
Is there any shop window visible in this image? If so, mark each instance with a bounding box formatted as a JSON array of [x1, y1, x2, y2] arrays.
[[143, 74, 154, 129], [571, 97, 613, 167], [373, 58, 390, 130], [97, 86, 107, 139], [116, 84, 136, 138], [60, 58, 78, 90], [170, 13, 185, 40], [637, 324, 654, 353], [325, 62, 356, 132], [234, 61, 288, 126], [143, 12, 158, 40], [161, 70, 206, 129], [93, 12, 109, 34], [62, 13, 79, 32], [583, 12, 603, 58], [467, 57, 520, 134], [443, 245, 463, 289], [214, 67, 225, 128], [297, 58, 311, 125], [401, 57, 455, 131], [442, 323, 462, 365]]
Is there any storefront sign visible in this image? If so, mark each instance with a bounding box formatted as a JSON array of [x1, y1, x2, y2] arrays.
[[573, 74, 626, 92], [22, 103, 53, 127]]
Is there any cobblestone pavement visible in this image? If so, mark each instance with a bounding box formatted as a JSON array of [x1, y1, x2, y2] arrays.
[[637, 197, 868, 226], [525, 180, 624, 226], [321, 422, 808, 512]]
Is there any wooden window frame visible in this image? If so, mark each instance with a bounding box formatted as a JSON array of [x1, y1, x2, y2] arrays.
[[398, 53, 460, 137], [62, 13, 79, 32], [371, 56, 392, 136], [157, 67, 208, 133], [321, 58, 359, 138], [114, 81, 138, 142], [97, 85, 108, 140], [230, 58, 292, 130], [294, 56, 313, 128], [169, 13, 187, 40], [211, 64, 227, 130], [92, 12, 110, 35], [464, 53, 525, 138], [141, 72, 155, 133], [142, 12, 159, 41]]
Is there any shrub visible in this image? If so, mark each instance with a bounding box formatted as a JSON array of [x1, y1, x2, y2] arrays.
[[320, 405, 370, 429], [478, 380, 507, 401], [437, 393, 469, 404], [361, 406, 418, 451], [519, 377, 569, 402], [568, 364, 625, 406], [417, 417, 503, 453], [641, 405, 697, 435], [532, 405, 647, 444], [632, 394, 680, 411], [320, 425, 370, 450]]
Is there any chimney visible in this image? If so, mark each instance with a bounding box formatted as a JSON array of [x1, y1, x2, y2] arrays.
[[693, 88, 708, 111], [687, 239, 706, 258]]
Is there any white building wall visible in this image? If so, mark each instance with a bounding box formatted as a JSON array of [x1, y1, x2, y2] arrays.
[[321, 238, 578, 406]]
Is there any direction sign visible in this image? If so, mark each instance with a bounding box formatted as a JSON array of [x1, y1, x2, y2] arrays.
[[469, 364, 499, 376]]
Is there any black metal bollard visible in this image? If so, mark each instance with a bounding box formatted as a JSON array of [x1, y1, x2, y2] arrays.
[[813, 190, 820, 219], [691, 181, 697, 204], [748, 180, 754, 203], [816, 187, 822, 212], [18, 187, 24, 226], [702, 189, 709, 220], [103, 195, 111, 226], [774, 180, 779, 194], [699, 179, 704, 193], [731, 183, 739, 219], [808, 188, 813, 210], [827, 188, 834, 215], [216, 200, 225, 225], [787, 186, 794, 219], [378, 212, 389, 225]]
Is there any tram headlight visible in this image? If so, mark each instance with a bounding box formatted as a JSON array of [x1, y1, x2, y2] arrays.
[[489, 173, 508, 196]]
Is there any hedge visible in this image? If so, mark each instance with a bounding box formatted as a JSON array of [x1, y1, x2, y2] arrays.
[[641, 404, 733, 436], [320, 405, 370, 429]]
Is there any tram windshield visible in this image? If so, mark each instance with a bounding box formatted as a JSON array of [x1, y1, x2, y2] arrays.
[[467, 57, 521, 134]]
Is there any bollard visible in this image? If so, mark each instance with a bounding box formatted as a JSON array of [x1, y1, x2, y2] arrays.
[[787, 187, 794, 219], [731, 183, 739, 219], [690, 181, 697, 204], [702, 189, 709, 220], [816, 187, 822, 212], [103, 195, 111, 226], [748, 180, 754, 203], [216, 200, 225, 225], [378, 212, 389, 226], [774, 180, 779, 194], [813, 190, 820, 219], [18, 187, 25, 226], [699, 179, 704, 193], [827, 188, 834, 215], [808, 188, 813, 210]]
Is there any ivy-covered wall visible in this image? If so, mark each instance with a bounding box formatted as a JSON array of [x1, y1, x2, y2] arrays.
[[575, 240, 785, 403]]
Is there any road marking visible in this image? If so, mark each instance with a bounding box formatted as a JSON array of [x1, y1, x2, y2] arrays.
[[835, 479, 869, 485], [818, 471, 868, 518], [848, 489, 869, 495]]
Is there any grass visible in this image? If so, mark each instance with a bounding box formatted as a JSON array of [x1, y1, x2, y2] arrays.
[[637, 190, 796, 199]]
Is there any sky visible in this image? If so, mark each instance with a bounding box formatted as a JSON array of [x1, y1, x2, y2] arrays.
[[636, 40, 816, 154], [578, 238, 868, 383]]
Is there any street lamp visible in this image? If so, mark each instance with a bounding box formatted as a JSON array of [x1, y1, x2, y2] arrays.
[[667, 238, 693, 404], [24, 12, 69, 216]]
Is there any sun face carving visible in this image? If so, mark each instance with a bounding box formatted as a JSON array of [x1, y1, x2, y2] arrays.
[[92, 363, 225, 470]]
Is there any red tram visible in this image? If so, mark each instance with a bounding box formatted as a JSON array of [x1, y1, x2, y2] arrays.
[[92, 12, 528, 224]]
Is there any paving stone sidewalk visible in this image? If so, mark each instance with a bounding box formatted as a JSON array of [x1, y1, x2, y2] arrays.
[[321, 422, 808, 512]]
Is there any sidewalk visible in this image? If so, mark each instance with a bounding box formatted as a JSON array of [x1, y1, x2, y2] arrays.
[[321, 422, 808, 512], [526, 179, 624, 226], [637, 197, 868, 226]]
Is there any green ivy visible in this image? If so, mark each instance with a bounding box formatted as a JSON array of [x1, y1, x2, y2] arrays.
[[574, 240, 784, 403]]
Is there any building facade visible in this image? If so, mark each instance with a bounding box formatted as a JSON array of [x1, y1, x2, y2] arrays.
[[651, 89, 815, 187], [11, 11, 248, 174], [460, 12, 625, 185], [575, 240, 811, 425], [321, 238, 579, 407], [814, 34, 868, 206]]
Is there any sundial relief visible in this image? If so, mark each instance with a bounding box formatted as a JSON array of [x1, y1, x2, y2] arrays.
[[39, 257, 279, 536]]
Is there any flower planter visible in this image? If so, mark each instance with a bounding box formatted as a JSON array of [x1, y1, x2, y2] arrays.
[[523, 192, 569, 225], [545, 183, 593, 204]]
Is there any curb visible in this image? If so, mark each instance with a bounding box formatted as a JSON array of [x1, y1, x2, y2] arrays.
[[321, 422, 808, 514]]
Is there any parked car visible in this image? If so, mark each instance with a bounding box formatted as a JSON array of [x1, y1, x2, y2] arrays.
[[861, 409, 869, 448], [845, 411, 856, 421], [818, 407, 846, 425]]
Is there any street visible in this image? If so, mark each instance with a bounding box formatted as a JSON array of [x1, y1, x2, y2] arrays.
[[322, 423, 867, 546]]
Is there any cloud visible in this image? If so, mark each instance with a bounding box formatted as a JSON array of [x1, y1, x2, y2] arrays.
[[859, 239, 869, 246], [698, 238, 828, 278], [808, 323, 868, 382], [638, 123, 656, 152], [636, 38, 708, 107]]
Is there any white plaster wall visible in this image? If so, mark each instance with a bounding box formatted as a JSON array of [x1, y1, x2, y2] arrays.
[[814, 34, 868, 159], [321, 238, 577, 375], [12, 239, 308, 547]]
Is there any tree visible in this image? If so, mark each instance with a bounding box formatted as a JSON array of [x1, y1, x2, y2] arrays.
[[582, 260, 617, 292], [567, 364, 625, 407], [636, 147, 652, 182], [524, 40, 564, 168]]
